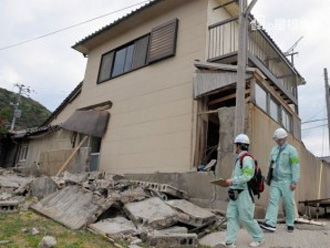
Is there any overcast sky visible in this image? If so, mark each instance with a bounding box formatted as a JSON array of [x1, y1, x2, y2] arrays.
[[0, 0, 329, 157]]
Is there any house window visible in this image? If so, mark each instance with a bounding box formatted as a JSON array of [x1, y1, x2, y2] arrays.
[[19, 145, 29, 162], [269, 98, 279, 122], [97, 19, 178, 83], [281, 108, 292, 131], [255, 83, 267, 112]]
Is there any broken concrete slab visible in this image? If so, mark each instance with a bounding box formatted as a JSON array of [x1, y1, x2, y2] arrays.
[[31, 186, 117, 230], [166, 199, 216, 227], [15, 179, 33, 195], [146, 233, 198, 248], [131, 180, 188, 199], [153, 226, 188, 235], [124, 197, 178, 229], [89, 217, 137, 238], [0, 175, 32, 188], [119, 187, 146, 204], [63, 171, 88, 185], [30, 177, 58, 199]]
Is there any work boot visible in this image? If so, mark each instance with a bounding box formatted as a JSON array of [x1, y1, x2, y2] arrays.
[[287, 226, 294, 232], [249, 239, 264, 247], [260, 223, 276, 232], [214, 241, 237, 248]]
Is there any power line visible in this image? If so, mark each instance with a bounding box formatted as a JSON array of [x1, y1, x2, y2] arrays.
[[303, 107, 326, 123], [0, 0, 150, 51], [302, 124, 328, 131], [301, 118, 327, 124]]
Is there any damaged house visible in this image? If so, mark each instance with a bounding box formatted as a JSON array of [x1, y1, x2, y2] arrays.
[[3, 0, 330, 214]]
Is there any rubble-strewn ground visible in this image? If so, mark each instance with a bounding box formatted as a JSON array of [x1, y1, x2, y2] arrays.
[[0, 210, 212, 248], [1, 168, 329, 248], [0, 210, 115, 248]]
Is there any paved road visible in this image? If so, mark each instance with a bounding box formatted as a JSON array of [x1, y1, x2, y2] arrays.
[[199, 220, 330, 248]]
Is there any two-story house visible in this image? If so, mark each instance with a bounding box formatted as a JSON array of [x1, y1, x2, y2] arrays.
[[7, 0, 329, 212]]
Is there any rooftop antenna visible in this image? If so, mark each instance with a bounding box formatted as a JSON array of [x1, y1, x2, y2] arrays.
[[284, 36, 303, 65]]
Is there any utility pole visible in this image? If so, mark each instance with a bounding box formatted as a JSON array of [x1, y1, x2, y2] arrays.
[[324, 68, 330, 154], [10, 84, 30, 132], [235, 0, 257, 135]]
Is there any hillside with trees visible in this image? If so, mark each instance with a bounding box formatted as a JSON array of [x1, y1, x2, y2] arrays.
[[0, 87, 51, 131]]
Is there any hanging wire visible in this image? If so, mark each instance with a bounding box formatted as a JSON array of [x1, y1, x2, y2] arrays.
[[303, 106, 326, 123], [0, 0, 151, 51]]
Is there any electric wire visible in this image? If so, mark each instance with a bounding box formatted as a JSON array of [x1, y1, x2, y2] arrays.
[[302, 124, 328, 132], [0, 0, 151, 51]]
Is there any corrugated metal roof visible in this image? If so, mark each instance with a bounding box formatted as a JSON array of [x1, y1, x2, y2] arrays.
[[72, 0, 163, 52], [11, 125, 60, 139]]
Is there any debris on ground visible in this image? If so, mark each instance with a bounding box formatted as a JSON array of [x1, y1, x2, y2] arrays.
[[38, 236, 57, 248], [0, 168, 250, 247]]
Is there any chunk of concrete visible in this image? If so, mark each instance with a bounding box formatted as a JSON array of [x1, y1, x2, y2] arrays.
[[0, 175, 31, 188], [0, 192, 12, 200], [120, 187, 146, 204], [31, 186, 117, 230], [131, 180, 187, 199], [39, 236, 57, 248], [124, 197, 178, 229], [166, 199, 216, 227], [31, 227, 40, 235], [63, 171, 88, 185], [153, 226, 188, 235], [146, 233, 198, 248], [30, 177, 58, 199], [0, 200, 19, 213], [15, 179, 32, 195], [89, 217, 136, 238]]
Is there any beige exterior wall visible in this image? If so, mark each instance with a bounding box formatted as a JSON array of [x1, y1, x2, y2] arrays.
[[248, 104, 330, 210], [49, 92, 82, 125], [76, 0, 208, 174]]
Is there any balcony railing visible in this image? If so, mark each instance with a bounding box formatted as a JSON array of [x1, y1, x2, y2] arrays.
[[208, 18, 298, 102]]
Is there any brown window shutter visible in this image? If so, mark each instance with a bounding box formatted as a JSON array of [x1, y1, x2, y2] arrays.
[[147, 19, 178, 64]]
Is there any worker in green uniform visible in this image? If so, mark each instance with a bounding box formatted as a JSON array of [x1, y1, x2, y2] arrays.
[[217, 134, 264, 248], [260, 128, 300, 233]]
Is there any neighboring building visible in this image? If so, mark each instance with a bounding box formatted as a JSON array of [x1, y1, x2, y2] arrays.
[[4, 0, 329, 212]]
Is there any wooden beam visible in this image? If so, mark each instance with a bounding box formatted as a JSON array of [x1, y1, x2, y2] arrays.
[[209, 89, 250, 105], [198, 110, 219, 115], [56, 135, 89, 177]]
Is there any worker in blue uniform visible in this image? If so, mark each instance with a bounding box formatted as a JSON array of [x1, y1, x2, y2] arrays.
[[216, 134, 264, 248], [260, 128, 300, 233]]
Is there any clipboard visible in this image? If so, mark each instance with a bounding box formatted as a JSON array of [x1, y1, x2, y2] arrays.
[[210, 178, 228, 187]]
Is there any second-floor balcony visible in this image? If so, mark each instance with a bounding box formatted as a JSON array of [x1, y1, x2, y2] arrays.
[[207, 17, 305, 107]]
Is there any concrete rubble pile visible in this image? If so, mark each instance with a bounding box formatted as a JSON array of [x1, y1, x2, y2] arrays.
[[0, 169, 226, 247]]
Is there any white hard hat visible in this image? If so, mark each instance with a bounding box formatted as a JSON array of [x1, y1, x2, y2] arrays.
[[273, 128, 288, 140], [234, 134, 250, 145]]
